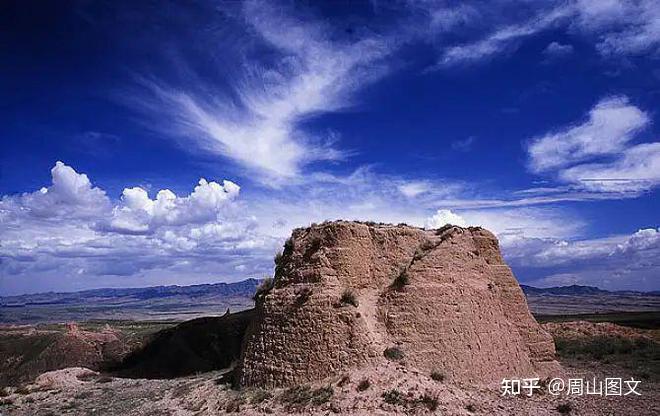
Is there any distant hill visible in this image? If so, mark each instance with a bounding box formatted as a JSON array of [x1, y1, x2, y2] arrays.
[[0, 279, 261, 324], [521, 284, 660, 315], [0, 279, 261, 307], [2, 280, 658, 324], [520, 284, 658, 297]]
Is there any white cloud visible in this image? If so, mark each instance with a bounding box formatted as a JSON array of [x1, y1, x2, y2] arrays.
[[575, 0, 660, 56], [109, 179, 240, 234], [528, 96, 649, 172], [425, 209, 467, 228], [431, 0, 660, 67], [437, 5, 573, 66], [559, 142, 660, 192], [0, 162, 277, 295], [2, 161, 110, 219], [134, 1, 394, 182], [504, 228, 660, 290], [527, 96, 660, 193], [543, 41, 574, 58], [398, 181, 430, 198]]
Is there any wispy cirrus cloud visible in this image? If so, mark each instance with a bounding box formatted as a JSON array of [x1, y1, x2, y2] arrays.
[[426, 0, 660, 67], [132, 0, 395, 183], [437, 4, 572, 67]]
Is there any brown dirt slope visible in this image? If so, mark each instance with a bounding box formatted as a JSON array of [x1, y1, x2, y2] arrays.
[[0, 323, 128, 388], [237, 221, 560, 388]]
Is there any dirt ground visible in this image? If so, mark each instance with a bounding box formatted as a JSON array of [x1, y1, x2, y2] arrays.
[[1, 320, 658, 415]]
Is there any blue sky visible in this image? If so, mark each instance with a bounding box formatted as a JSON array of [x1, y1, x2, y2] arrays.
[[1, 0, 659, 295]]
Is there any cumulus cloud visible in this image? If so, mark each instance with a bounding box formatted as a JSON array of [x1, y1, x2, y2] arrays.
[[527, 96, 660, 192], [0, 162, 277, 295], [504, 228, 660, 290], [109, 179, 240, 234], [1, 161, 110, 219], [425, 209, 467, 228]]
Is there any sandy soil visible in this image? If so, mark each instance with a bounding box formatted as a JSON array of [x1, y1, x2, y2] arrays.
[[1, 356, 657, 416]]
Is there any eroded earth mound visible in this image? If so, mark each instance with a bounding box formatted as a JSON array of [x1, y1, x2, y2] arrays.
[[238, 221, 560, 388]]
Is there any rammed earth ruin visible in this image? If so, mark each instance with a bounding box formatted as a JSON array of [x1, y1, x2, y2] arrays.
[[236, 221, 561, 388]]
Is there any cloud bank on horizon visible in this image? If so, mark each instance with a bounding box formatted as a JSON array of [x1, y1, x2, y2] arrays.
[[1, 0, 659, 294]]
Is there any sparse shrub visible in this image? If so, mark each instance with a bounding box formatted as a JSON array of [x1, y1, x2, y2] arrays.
[[434, 224, 453, 235], [392, 270, 409, 289], [253, 277, 275, 300], [311, 386, 333, 405], [280, 385, 333, 409], [249, 389, 272, 405], [340, 289, 359, 307], [466, 403, 477, 412], [557, 402, 572, 414], [356, 379, 371, 392], [15, 385, 30, 395], [430, 370, 445, 382], [0, 387, 9, 397], [274, 251, 284, 266], [384, 346, 404, 361], [280, 385, 313, 409], [555, 335, 657, 361], [294, 286, 313, 306], [417, 394, 439, 411], [382, 389, 405, 405]]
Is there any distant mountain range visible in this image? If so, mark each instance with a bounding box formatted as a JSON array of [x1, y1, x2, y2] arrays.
[[1, 280, 658, 324], [0, 279, 261, 324], [520, 284, 659, 297], [1, 279, 261, 307]]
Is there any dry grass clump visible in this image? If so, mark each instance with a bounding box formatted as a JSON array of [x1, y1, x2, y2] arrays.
[[294, 286, 312, 306], [340, 289, 359, 307], [557, 402, 573, 414], [253, 277, 274, 300], [248, 388, 272, 405], [430, 370, 445, 382], [279, 385, 334, 409], [382, 389, 405, 405], [356, 378, 371, 392], [383, 346, 404, 361], [392, 270, 410, 289]]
